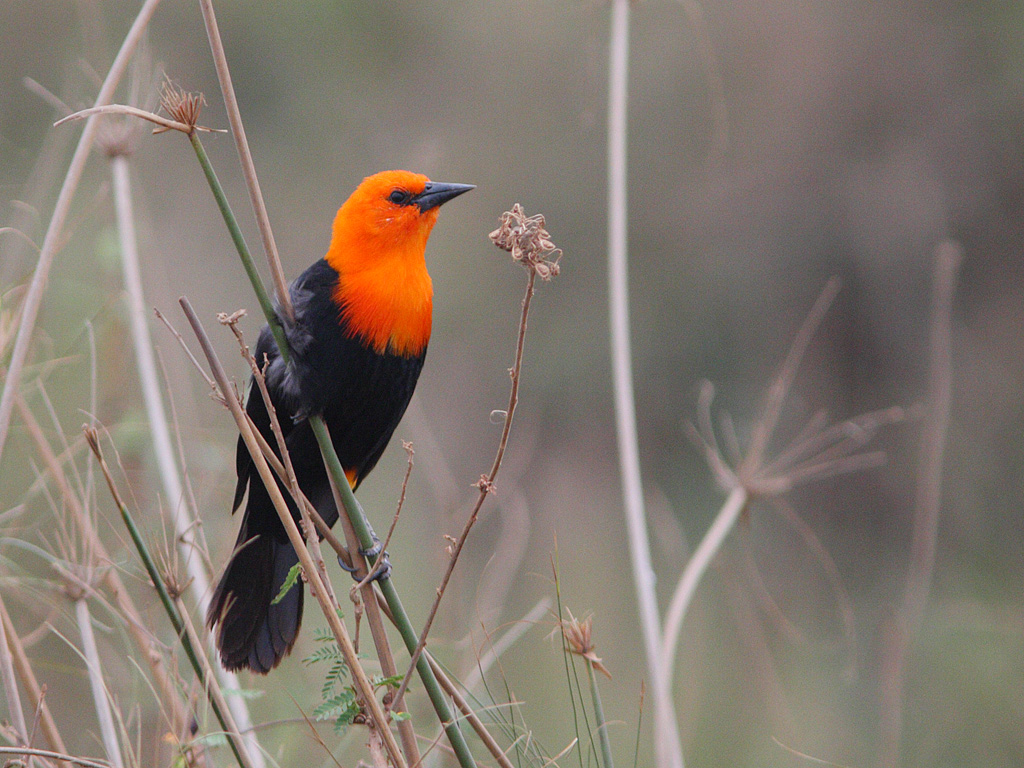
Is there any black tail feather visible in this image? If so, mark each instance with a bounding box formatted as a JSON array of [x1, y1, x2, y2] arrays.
[[207, 531, 302, 674]]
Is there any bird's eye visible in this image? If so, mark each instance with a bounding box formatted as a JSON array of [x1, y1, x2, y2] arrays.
[[388, 189, 409, 205]]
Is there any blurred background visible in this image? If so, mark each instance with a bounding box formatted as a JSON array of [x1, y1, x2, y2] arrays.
[[2, 0, 1023, 766]]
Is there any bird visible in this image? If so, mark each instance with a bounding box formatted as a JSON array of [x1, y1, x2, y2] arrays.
[[207, 170, 474, 673]]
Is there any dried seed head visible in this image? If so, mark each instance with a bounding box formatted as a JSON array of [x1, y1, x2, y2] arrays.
[[159, 78, 205, 132], [561, 608, 611, 679], [490, 203, 562, 280]]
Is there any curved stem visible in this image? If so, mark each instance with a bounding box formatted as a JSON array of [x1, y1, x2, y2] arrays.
[[0, 0, 163, 469], [661, 485, 748, 675], [607, 2, 684, 766]]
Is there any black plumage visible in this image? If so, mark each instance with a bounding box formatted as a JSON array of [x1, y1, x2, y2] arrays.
[[207, 259, 425, 673]]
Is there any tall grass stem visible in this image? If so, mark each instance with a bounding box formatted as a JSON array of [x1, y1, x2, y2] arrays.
[[606, 2, 684, 765], [0, 0, 163, 466], [110, 154, 263, 765], [74, 598, 125, 768], [661, 485, 748, 676], [196, 0, 292, 321]]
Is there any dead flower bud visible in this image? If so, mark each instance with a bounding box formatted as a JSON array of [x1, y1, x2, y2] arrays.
[[561, 608, 611, 679], [490, 203, 562, 280], [159, 78, 206, 133]]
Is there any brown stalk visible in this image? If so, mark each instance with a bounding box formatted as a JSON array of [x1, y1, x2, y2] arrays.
[[220, 313, 421, 767], [879, 241, 961, 768], [178, 297, 405, 768], [12, 393, 190, 740], [393, 266, 537, 708], [0, 0, 163, 467], [173, 595, 255, 768], [53, 104, 221, 136], [196, 0, 292, 321], [0, 596, 68, 766]]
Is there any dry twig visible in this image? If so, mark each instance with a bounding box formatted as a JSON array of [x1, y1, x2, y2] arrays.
[[393, 204, 561, 708]]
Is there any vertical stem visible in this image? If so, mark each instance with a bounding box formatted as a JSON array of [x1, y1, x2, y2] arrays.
[[196, 0, 292, 321], [588, 661, 615, 768], [606, 2, 684, 766], [310, 418, 479, 768], [0, 596, 68, 764], [878, 242, 961, 768], [0, 593, 29, 758], [74, 598, 125, 768], [188, 133, 286, 354], [661, 486, 748, 674], [110, 154, 264, 766], [88, 429, 256, 768], [0, 0, 163, 467]]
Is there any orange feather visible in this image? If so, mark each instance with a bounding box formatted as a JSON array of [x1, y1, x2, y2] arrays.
[[326, 170, 437, 357]]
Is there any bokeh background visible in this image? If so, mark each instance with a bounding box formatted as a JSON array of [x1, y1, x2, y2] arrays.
[[2, 1, 1023, 766]]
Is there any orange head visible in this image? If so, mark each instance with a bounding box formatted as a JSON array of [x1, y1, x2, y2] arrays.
[[325, 170, 473, 357]]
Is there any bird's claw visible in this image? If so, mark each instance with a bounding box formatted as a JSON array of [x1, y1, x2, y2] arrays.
[[360, 535, 383, 559], [337, 537, 392, 582], [365, 550, 392, 582]]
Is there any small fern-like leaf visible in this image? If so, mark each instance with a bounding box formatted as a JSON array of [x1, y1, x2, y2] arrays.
[[271, 563, 301, 605]]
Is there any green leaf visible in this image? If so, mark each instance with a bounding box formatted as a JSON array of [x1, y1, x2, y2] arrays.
[[271, 563, 302, 605], [219, 687, 266, 700]]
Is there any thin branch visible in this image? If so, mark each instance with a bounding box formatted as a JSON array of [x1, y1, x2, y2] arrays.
[[356, 442, 413, 588], [742, 277, 841, 473], [395, 266, 537, 706], [178, 297, 406, 768], [0, 0, 163, 467], [196, 0, 292, 321], [73, 598, 124, 768], [0, 596, 68, 763], [0, 747, 114, 768], [879, 241, 961, 768], [54, 104, 221, 135], [661, 485, 749, 675], [606, 2, 683, 766]]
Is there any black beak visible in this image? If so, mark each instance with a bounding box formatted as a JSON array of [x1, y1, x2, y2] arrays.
[[413, 181, 475, 212]]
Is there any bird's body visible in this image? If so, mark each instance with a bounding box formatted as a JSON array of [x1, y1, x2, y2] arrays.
[[208, 171, 473, 673]]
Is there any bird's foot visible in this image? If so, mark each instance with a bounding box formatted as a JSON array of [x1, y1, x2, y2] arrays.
[[336, 536, 392, 582]]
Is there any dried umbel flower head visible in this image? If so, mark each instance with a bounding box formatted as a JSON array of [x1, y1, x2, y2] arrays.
[[158, 78, 206, 133], [490, 203, 562, 280], [561, 608, 611, 679]]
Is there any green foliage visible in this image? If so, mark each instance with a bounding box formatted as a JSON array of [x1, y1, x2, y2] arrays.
[[304, 630, 405, 732], [271, 563, 302, 605]]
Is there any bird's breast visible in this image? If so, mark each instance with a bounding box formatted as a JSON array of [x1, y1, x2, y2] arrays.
[[332, 259, 433, 358]]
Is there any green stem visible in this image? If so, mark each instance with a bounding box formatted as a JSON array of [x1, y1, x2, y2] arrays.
[[115, 488, 252, 768], [187, 132, 287, 360], [587, 661, 615, 768], [189, 130, 479, 768], [309, 417, 479, 768]]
